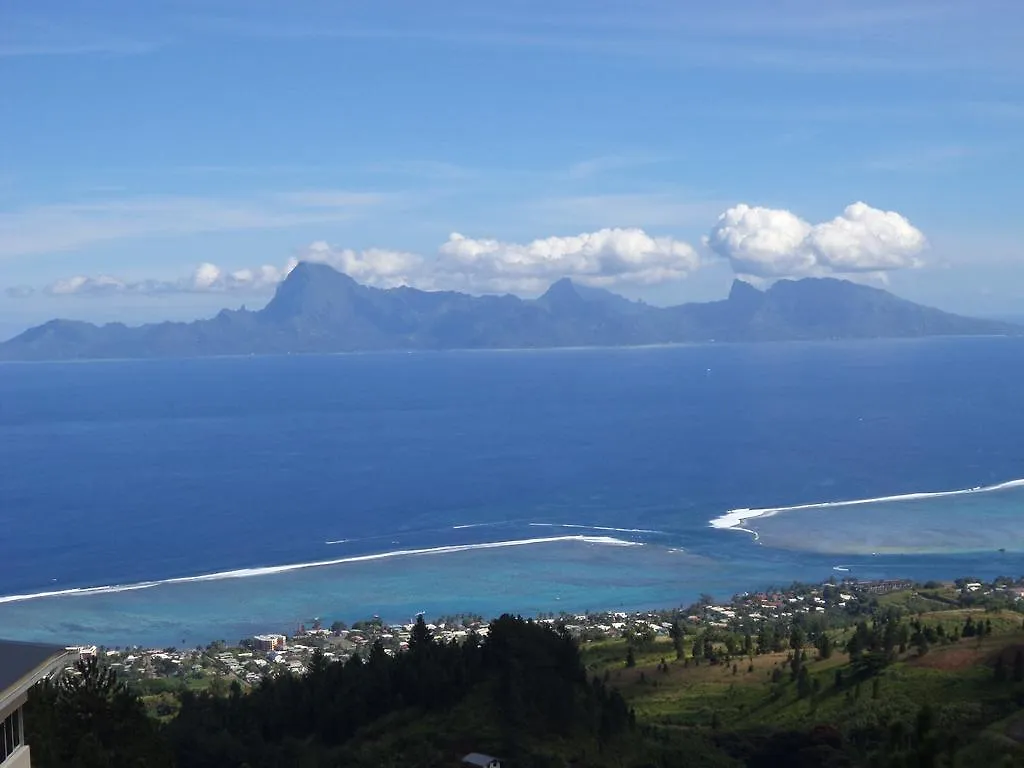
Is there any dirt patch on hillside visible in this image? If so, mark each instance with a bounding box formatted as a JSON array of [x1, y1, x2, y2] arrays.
[[909, 645, 987, 670], [911, 641, 1024, 671]]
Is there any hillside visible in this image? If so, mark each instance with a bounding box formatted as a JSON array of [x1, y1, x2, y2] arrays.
[[586, 586, 1024, 767], [23, 584, 1024, 767], [1, 263, 1016, 360]]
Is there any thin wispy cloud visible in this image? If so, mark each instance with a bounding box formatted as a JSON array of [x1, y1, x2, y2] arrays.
[[466, 1, 957, 36], [566, 154, 673, 180], [5, 1, 1020, 75], [527, 193, 728, 230], [864, 145, 978, 173], [181, 1, 1021, 76], [0, 191, 394, 259], [0, 39, 159, 57], [362, 160, 479, 182], [0, 14, 161, 58]]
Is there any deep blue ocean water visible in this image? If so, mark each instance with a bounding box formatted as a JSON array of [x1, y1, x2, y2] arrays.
[[2, 337, 1023, 646]]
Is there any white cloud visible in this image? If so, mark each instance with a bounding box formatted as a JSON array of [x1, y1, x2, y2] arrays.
[[566, 153, 668, 179], [433, 228, 700, 293], [300, 242, 423, 288], [706, 202, 926, 278], [42, 261, 296, 297], [28, 226, 702, 299], [48, 275, 127, 296]]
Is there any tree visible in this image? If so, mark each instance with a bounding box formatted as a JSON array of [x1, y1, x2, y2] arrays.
[[847, 631, 864, 658], [724, 635, 738, 657], [410, 615, 433, 653], [796, 667, 812, 699], [790, 625, 805, 651], [917, 636, 930, 656], [995, 654, 1008, 682], [207, 675, 228, 697], [916, 703, 936, 743], [898, 622, 911, 653], [26, 658, 173, 767], [816, 633, 833, 660], [626, 625, 656, 652], [703, 636, 715, 663], [692, 633, 704, 664], [669, 621, 685, 660]]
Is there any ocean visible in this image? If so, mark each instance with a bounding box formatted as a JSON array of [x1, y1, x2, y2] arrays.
[[1, 337, 1023, 647]]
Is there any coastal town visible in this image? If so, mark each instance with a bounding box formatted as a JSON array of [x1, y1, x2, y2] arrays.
[[73, 574, 1024, 695]]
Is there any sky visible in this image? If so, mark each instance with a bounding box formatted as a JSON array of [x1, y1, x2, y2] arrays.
[[2, 0, 1023, 339]]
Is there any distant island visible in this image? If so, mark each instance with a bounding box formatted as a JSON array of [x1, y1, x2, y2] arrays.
[[1, 262, 1017, 361]]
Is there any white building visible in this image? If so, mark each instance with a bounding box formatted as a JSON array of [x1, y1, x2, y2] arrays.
[[253, 634, 287, 652]]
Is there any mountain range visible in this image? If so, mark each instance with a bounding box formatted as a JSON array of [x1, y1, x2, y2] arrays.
[[0, 262, 1016, 360]]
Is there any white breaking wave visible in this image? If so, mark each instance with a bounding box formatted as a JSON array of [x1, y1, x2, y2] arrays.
[[0, 535, 640, 605], [529, 522, 665, 534], [324, 539, 350, 545], [709, 477, 1024, 532]]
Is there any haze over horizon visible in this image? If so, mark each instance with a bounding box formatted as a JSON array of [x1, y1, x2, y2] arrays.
[[3, 0, 1023, 340]]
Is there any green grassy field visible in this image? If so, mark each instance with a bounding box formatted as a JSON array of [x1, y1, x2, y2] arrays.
[[582, 606, 1024, 765]]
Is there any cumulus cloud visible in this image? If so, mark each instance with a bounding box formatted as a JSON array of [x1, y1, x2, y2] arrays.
[[433, 228, 700, 293], [48, 275, 127, 296], [706, 202, 926, 278], [29, 226, 702, 299], [300, 241, 423, 288]]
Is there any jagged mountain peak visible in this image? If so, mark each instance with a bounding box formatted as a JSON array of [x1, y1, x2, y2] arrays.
[[0, 264, 1016, 360]]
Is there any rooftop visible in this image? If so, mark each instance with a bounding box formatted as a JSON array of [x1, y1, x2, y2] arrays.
[[462, 753, 500, 767], [0, 639, 73, 711]]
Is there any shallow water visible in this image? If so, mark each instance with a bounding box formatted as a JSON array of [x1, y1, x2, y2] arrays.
[[739, 484, 1024, 555]]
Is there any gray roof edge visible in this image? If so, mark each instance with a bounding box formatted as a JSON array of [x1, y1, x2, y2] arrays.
[[462, 753, 500, 765], [0, 647, 76, 714]]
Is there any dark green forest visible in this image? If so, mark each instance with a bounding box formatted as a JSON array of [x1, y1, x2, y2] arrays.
[[26, 615, 640, 768]]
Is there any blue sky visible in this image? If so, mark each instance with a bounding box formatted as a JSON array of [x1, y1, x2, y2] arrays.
[[2, 0, 1023, 338]]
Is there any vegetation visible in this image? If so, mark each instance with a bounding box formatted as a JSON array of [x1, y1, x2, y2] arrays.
[[586, 604, 1024, 767], [29, 615, 637, 767], [25, 588, 1024, 767]]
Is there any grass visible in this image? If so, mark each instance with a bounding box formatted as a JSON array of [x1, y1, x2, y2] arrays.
[[583, 616, 1024, 761], [877, 587, 960, 613]]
